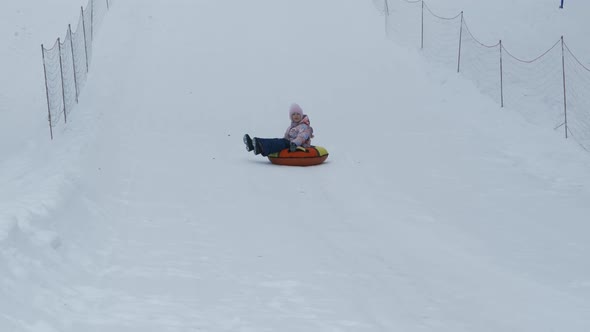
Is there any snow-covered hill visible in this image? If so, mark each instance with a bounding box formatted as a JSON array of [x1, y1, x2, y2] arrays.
[[2, 0, 590, 331]]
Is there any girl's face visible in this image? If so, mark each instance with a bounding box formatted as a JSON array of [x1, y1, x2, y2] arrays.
[[291, 113, 302, 122]]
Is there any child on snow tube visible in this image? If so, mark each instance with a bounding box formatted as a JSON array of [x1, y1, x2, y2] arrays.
[[243, 103, 314, 156]]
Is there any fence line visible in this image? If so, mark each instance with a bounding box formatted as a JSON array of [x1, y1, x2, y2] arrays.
[[41, 0, 110, 139], [373, 0, 590, 151]]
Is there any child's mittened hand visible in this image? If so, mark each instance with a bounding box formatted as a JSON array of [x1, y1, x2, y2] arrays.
[[289, 142, 297, 152]]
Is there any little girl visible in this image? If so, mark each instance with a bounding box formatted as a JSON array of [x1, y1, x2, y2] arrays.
[[244, 103, 314, 157]]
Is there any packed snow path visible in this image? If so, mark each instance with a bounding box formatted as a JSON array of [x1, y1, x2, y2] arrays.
[[3, 0, 590, 331]]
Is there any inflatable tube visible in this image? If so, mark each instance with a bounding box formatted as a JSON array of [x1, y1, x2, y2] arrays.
[[267, 146, 329, 166]]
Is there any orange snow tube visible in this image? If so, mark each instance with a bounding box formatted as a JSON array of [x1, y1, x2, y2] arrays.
[[267, 146, 329, 166]]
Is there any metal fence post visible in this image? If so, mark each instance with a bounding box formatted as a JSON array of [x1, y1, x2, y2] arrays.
[[499, 40, 504, 108], [57, 37, 67, 123], [420, 1, 424, 49], [561, 36, 568, 138], [457, 12, 464, 73], [68, 24, 79, 102], [81, 6, 90, 73], [41, 44, 54, 140]]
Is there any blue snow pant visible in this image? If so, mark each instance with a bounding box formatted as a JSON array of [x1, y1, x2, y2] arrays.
[[255, 138, 290, 156]]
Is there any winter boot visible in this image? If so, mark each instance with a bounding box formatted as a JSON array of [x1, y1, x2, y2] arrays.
[[243, 134, 254, 152]]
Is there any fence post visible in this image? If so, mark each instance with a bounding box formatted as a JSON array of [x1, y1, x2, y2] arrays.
[[68, 24, 79, 103], [457, 12, 464, 73], [420, 1, 424, 49], [81, 6, 90, 73], [499, 40, 504, 108], [57, 37, 67, 124], [561, 36, 568, 138], [41, 44, 54, 140], [106, 0, 109, 10]]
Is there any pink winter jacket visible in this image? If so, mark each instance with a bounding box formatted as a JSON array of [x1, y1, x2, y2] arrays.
[[284, 115, 314, 147]]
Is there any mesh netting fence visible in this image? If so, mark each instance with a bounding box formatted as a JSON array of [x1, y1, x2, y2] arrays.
[[373, 0, 590, 151], [41, 0, 110, 139]]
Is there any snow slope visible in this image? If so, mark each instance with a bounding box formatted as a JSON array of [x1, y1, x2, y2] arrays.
[[1, 0, 590, 331]]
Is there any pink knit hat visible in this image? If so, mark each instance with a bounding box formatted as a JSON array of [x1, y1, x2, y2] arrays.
[[289, 103, 303, 117]]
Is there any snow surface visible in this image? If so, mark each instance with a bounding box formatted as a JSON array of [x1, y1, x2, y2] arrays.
[[2, 0, 590, 331]]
